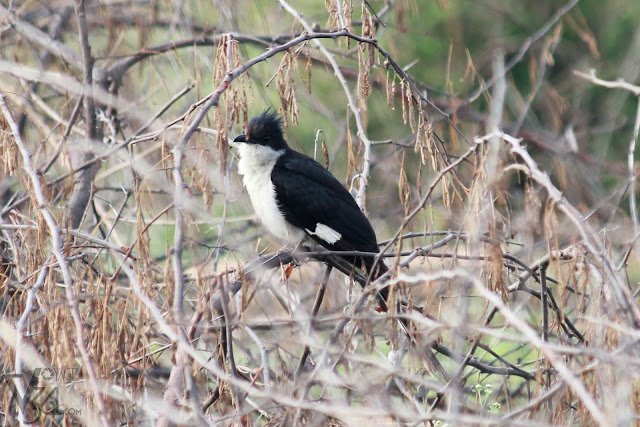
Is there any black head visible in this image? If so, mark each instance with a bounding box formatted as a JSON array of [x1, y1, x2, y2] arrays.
[[234, 109, 288, 150]]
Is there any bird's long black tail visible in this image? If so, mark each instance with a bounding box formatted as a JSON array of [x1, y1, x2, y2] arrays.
[[372, 260, 390, 312]]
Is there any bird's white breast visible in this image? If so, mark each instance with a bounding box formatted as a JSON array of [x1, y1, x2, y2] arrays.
[[237, 144, 305, 243]]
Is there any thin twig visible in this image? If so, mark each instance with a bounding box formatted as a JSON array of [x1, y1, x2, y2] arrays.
[[294, 265, 332, 382], [0, 91, 109, 426]]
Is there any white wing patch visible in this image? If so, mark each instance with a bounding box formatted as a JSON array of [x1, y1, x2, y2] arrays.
[[305, 223, 342, 244]]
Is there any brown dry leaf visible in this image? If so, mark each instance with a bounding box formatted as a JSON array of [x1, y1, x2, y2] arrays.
[[212, 34, 246, 174], [524, 180, 542, 236], [543, 24, 563, 67], [401, 79, 407, 125], [322, 139, 329, 169], [408, 90, 416, 132], [398, 151, 411, 215], [395, 0, 408, 32], [386, 70, 394, 108], [305, 52, 312, 94], [276, 51, 300, 126], [346, 111, 357, 183], [0, 112, 20, 175], [357, 2, 375, 119], [164, 255, 175, 312], [488, 242, 509, 302], [134, 186, 152, 274], [325, 0, 338, 30], [566, 14, 600, 59], [442, 174, 451, 210]]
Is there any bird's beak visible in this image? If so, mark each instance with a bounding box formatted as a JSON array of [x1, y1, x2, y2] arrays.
[[229, 133, 246, 149]]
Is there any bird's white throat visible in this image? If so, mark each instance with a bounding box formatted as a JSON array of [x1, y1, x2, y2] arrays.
[[237, 144, 305, 243], [237, 143, 283, 172]]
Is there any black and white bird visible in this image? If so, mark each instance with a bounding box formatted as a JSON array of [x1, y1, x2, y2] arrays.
[[234, 109, 389, 306], [234, 110, 450, 380]]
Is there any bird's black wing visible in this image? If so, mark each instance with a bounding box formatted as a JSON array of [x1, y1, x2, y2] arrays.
[[273, 148, 390, 307], [271, 149, 380, 256]]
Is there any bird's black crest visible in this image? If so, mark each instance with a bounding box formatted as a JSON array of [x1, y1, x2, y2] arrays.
[[247, 109, 287, 148]]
